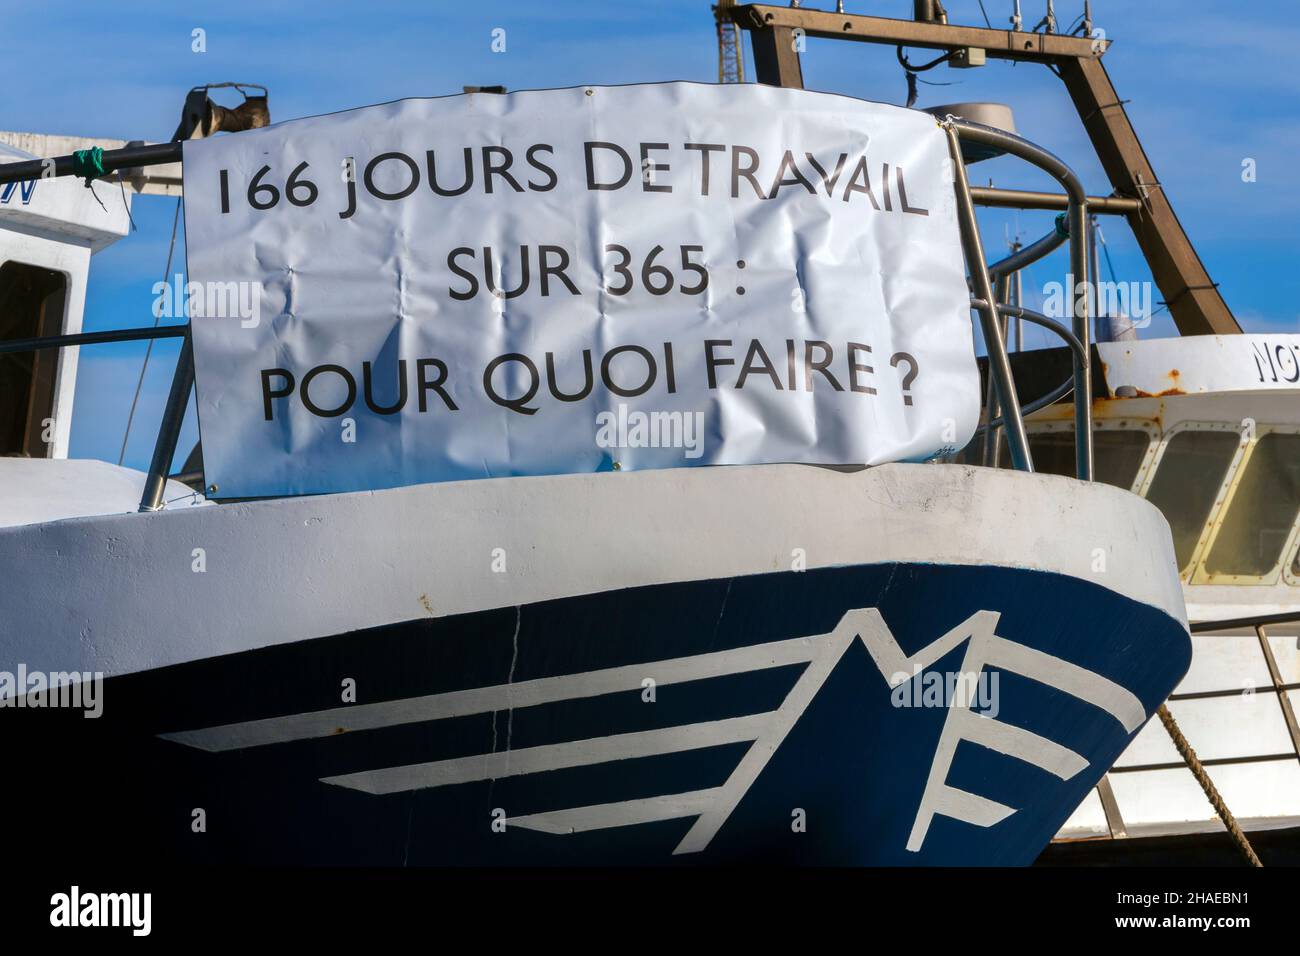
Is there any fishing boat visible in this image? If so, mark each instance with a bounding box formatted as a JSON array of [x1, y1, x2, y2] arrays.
[[1038, 338, 1300, 863], [4, 2, 1283, 867]]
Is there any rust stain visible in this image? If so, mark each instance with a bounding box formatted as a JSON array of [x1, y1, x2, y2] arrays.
[[1130, 387, 1186, 398], [1084, 396, 1165, 430], [332, 727, 347, 735]]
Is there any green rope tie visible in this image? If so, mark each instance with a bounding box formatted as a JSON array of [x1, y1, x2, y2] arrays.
[[70, 146, 106, 185], [1054, 212, 1069, 237]]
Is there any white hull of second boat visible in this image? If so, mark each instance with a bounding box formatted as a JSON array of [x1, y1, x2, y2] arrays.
[[1036, 336, 1300, 847]]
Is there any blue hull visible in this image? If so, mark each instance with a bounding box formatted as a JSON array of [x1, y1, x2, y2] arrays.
[[10, 563, 1190, 865]]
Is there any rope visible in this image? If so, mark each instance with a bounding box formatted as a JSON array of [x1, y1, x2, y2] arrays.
[[1156, 704, 1263, 867], [70, 146, 106, 185], [118, 197, 183, 466]]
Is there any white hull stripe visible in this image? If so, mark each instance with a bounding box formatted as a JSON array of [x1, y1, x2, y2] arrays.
[[508, 790, 723, 835], [320, 714, 770, 795], [160, 636, 819, 752]]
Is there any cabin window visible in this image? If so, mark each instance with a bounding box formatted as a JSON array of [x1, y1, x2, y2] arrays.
[[1143, 430, 1240, 573], [1025, 429, 1150, 490], [954, 428, 1149, 490], [0, 260, 67, 456], [1202, 433, 1300, 579]]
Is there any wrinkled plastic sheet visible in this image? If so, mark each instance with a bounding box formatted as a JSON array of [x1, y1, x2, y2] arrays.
[[182, 82, 979, 496]]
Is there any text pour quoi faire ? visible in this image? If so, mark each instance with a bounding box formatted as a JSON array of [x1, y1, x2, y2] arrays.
[[260, 339, 922, 420]]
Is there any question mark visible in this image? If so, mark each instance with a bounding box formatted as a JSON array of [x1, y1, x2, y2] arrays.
[[890, 353, 919, 406]]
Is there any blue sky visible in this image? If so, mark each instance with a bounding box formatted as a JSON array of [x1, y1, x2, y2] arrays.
[[2, 0, 1297, 469]]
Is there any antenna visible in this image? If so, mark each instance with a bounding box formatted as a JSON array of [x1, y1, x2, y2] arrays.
[[1033, 1, 1057, 34]]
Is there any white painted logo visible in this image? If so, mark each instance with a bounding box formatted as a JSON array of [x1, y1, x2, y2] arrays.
[[864, 609, 1144, 851], [162, 608, 1144, 855]]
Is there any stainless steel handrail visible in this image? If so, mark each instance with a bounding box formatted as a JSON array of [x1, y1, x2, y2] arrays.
[[946, 117, 1093, 481], [967, 300, 1085, 434], [943, 120, 1035, 473], [986, 217, 1068, 282]]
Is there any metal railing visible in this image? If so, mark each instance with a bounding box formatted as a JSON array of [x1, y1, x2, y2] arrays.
[[944, 116, 1093, 480], [1109, 610, 1300, 781], [0, 322, 193, 512]]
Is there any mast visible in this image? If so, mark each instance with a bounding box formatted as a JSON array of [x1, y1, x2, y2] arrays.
[[728, 3, 1241, 337], [714, 1, 746, 83]]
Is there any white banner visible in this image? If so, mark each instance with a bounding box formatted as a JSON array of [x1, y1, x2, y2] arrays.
[[181, 82, 979, 497]]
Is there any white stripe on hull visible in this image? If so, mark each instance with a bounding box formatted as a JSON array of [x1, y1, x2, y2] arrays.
[[161, 636, 819, 752], [509, 790, 723, 835], [321, 714, 770, 795]]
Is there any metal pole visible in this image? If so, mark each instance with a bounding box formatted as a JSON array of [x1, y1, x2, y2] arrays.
[[987, 220, 1068, 281], [1070, 198, 1093, 480], [969, 299, 1087, 430], [0, 323, 186, 356], [979, 301, 1087, 365], [970, 186, 1139, 214], [1190, 609, 1300, 633], [952, 118, 1091, 480], [1013, 268, 1023, 351], [983, 273, 1011, 468], [0, 141, 180, 186], [942, 122, 1033, 473], [1089, 213, 1107, 343], [1256, 624, 1300, 766], [138, 331, 195, 512]]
